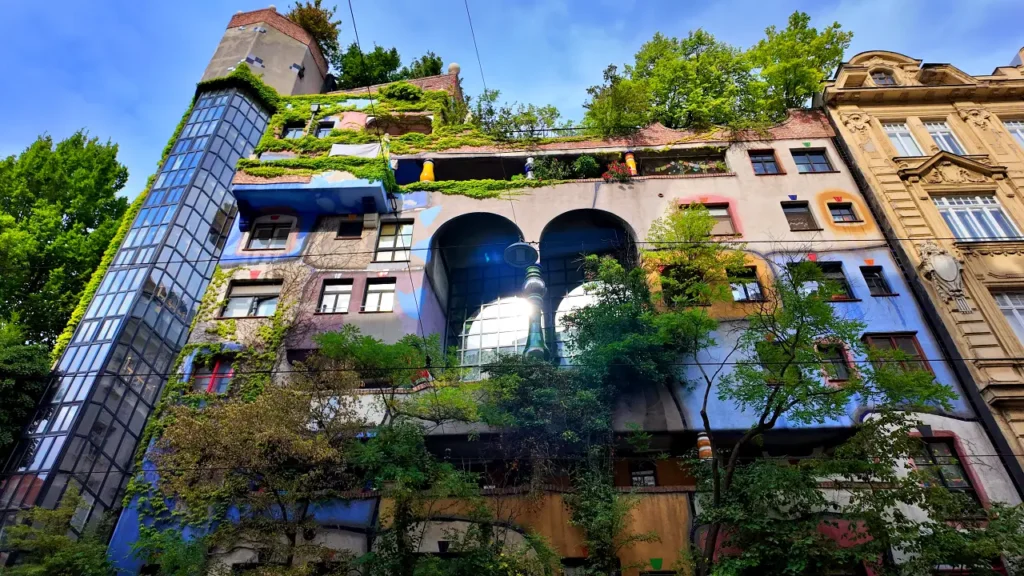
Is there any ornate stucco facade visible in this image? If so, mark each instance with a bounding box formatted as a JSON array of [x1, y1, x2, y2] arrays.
[[824, 48, 1024, 476]]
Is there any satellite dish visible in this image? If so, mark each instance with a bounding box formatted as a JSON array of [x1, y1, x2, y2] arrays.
[[503, 242, 538, 268]]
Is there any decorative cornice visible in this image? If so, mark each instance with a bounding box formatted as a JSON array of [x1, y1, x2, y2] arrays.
[[896, 151, 1007, 183], [956, 240, 1024, 257]]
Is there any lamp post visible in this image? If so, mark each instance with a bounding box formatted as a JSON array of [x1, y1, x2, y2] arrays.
[[503, 241, 547, 359]]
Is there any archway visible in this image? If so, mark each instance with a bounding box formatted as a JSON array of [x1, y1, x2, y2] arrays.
[[427, 213, 528, 379], [538, 209, 638, 362]]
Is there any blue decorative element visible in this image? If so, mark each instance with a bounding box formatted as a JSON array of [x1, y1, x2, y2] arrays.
[[419, 205, 442, 227], [788, 194, 797, 200], [525, 157, 535, 180], [232, 176, 393, 215]]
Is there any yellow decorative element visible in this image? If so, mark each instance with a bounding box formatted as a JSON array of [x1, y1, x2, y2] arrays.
[[419, 159, 435, 182], [624, 152, 637, 176]]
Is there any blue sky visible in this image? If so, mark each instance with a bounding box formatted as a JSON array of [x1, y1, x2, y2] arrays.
[[1, 0, 1022, 199]]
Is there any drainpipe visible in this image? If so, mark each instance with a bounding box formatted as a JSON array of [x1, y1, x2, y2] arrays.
[[825, 110, 1024, 500]]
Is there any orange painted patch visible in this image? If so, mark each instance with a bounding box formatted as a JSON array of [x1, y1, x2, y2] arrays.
[[864, 258, 874, 266]]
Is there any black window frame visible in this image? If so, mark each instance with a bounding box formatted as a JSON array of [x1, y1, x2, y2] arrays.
[[362, 278, 397, 313], [629, 460, 658, 487], [317, 279, 353, 314], [818, 261, 855, 300], [282, 123, 305, 139], [374, 220, 414, 263], [729, 266, 765, 302], [860, 266, 895, 296], [819, 343, 851, 381], [782, 201, 820, 231], [314, 121, 335, 138], [791, 149, 834, 173], [828, 202, 861, 223], [337, 218, 363, 239], [912, 438, 983, 510], [221, 281, 282, 318], [748, 150, 782, 175], [246, 222, 292, 250]]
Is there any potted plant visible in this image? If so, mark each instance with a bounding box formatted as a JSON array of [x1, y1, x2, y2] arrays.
[[602, 161, 633, 183]]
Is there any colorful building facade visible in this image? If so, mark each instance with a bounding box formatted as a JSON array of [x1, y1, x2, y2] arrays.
[[823, 47, 1024, 481], [106, 63, 1022, 570]]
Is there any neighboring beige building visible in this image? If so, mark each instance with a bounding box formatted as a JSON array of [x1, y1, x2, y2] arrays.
[[823, 47, 1024, 478]]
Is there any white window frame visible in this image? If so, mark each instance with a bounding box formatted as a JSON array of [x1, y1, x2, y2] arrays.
[[923, 121, 965, 155], [1005, 120, 1024, 149], [994, 292, 1024, 346], [374, 221, 414, 262], [362, 279, 396, 313], [933, 195, 1022, 241], [883, 122, 923, 156], [318, 280, 352, 314]]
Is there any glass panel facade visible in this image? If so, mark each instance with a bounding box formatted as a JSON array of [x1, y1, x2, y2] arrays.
[[0, 88, 269, 529]]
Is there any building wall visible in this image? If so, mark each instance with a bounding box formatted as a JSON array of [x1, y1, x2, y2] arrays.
[[825, 48, 1024, 472], [202, 8, 327, 95]]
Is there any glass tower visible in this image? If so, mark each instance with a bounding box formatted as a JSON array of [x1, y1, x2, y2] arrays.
[[0, 88, 269, 533]]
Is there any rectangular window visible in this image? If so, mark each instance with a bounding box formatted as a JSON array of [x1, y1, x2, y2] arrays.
[[924, 121, 965, 154], [828, 202, 860, 223], [913, 439, 980, 507], [283, 124, 305, 139], [791, 150, 833, 173], [819, 344, 851, 381], [247, 223, 290, 250], [374, 221, 414, 262], [872, 71, 896, 86], [933, 195, 1021, 241], [820, 262, 854, 299], [993, 291, 1024, 346], [782, 201, 819, 231], [860, 266, 894, 296], [315, 121, 334, 138], [863, 333, 930, 373], [362, 279, 396, 313], [883, 123, 923, 156], [705, 204, 737, 235], [748, 150, 781, 175], [729, 266, 764, 302], [318, 280, 352, 314], [193, 357, 234, 394], [629, 461, 657, 487], [1005, 120, 1024, 149], [337, 219, 363, 238], [221, 282, 281, 318]]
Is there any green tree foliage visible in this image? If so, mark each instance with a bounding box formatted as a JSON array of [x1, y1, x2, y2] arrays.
[[748, 11, 853, 111], [285, 0, 343, 69], [0, 131, 128, 345], [1, 487, 113, 576], [469, 89, 570, 139], [399, 51, 444, 79], [0, 320, 51, 465], [335, 42, 403, 89], [583, 11, 851, 132], [582, 65, 652, 137], [131, 528, 210, 576]]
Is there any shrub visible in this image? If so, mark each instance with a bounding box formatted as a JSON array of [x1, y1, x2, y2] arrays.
[[532, 156, 572, 180], [379, 81, 423, 103], [572, 154, 601, 178]]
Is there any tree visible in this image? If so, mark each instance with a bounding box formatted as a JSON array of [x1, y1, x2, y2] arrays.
[[151, 352, 366, 567], [1, 487, 113, 576], [747, 11, 853, 110], [0, 131, 128, 345], [399, 51, 444, 79], [469, 89, 570, 139], [582, 11, 852, 131], [0, 319, 51, 465], [335, 42, 402, 89], [285, 0, 342, 68], [582, 65, 652, 137]]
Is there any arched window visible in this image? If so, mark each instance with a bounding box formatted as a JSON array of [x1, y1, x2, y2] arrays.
[[246, 215, 295, 250], [870, 69, 897, 86], [553, 282, 601, 365], [459, 296, 534, 380]]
